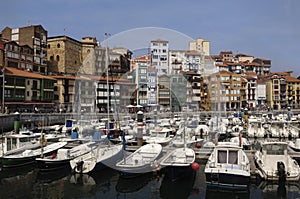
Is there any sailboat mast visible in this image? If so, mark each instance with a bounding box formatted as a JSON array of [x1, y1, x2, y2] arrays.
[[105, 33, 110, 130]]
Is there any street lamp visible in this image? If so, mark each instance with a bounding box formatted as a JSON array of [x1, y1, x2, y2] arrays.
[[0, 67, 4, 114]]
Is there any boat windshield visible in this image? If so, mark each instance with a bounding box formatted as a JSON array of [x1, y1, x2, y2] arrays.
[[265, 144, 285, 155], [6, 138, 17, 151], [217, 150, 238, 164]]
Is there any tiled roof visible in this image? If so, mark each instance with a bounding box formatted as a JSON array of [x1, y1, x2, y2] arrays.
[[284, 76, 300, 83], [4, 67, 55, 80]]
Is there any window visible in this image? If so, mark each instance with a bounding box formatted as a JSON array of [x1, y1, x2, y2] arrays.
[[228, 151, 238, 164], [56, 55, 60, 61], [217, 150, 227, 163], [57, 43, 60, 48]]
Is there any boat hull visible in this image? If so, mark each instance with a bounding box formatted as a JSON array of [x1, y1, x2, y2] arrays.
[[205, 172, 250, 189], [163, 165, 195, 182], [36, 158, 71, 171], [117, 164, 158, 178], [1, 156, 36, 168], [1, 150, 57, 168], [70, 144, 123, 173]]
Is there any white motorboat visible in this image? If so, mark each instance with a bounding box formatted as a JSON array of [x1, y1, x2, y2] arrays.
[[115, 143, 162, 177], [172, 128, 203, 148], [36, 141, 96, 171], [288, 138, 300, 152], [160, 147, 197, 181], [145, 127, 174, 146], [1, 141, 68, 168], [254, 141, 300, 181], [0, 133, 40, 156], [70, 141, 123, 173], [205, 142, 250, 189]]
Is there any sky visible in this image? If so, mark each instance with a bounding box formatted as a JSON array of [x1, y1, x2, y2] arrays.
[[1, 0, 300, 76]]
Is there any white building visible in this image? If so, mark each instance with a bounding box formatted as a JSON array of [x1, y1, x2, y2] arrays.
[[150, 39, 169, 75]]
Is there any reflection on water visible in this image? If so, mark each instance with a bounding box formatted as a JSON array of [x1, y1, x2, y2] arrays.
[[160, 169, 196, 199], [115, 172, 154, 193], [205, 187, 250, 199], [0, 162, 300, 198]]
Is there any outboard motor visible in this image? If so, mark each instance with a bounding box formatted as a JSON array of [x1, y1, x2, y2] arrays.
[[76, 161, 84, 174], [277, 161, 286, 183]]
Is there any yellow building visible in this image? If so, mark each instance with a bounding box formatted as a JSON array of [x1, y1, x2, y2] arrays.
[[266, 72, 300, 110]]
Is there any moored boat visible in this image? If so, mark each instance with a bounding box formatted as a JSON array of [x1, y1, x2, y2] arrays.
[[35, 141, 96, 171], [145, 127, 174, 146], [254, 141, 300, 182], [159, 147, 197, 181], [70, 140, 123, 173], [115, 143, 162, 178], [204, 142, 250, 189], [1, 141, 68, 168]]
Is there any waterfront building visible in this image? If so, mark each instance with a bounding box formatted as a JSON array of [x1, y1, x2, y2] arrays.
[[210, 51, 271, 76], [169, 50, 202, 74], [169, 50, 185, 74], [208, 71, 242, 111], [50, 75, 76, 112], [158, 74, 170, 110], [109, 47, 132, 78], [183, 71, 201, 110], [147, 66, 157, 106], [150, 39, 169, 75], [243, 72, 258, 109], [133, 62, 148, 106], [1, 25, 48, 74], [0, 39, 34, 72], [2, 66, 55, 112], [252, 58, 271, 76], [266, 71, 300, 110], [257, 79, 267, 109]]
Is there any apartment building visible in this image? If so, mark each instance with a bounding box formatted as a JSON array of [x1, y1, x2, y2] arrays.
[[150, 39, 169, 75], [1, 25, 48, 74], [189, 37, 210, 56], [266, 72, 300, 110], [0, 40, 34, 72], [50, 75, 76, 112], [148, 66, 157, 105], [3, 66, 55, 112], [158, 74, 170, 109], [243, 72, 257, 109], [183, 71, 201, 110], [169, 50, 202, 74]]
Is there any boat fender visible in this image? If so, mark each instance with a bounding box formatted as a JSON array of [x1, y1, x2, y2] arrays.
[[191, 162, 199, 170], [195, 142, 201, 148]]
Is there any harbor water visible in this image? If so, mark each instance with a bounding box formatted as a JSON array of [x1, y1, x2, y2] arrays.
[[1, 163, 300, 199]]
